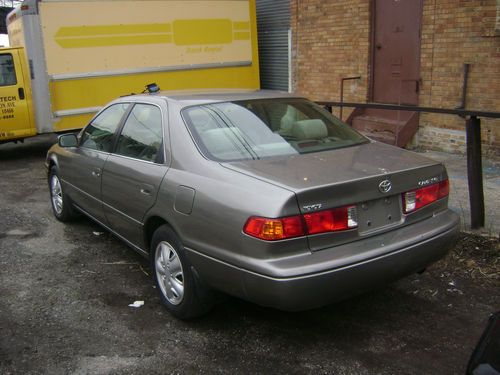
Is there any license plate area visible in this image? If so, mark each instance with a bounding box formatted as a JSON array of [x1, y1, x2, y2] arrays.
[[357, 195, 402, 234]]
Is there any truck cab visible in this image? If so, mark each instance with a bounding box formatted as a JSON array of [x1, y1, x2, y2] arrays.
[[0, 46, 34, 143]]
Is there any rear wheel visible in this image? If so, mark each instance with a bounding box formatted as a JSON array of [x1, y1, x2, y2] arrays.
[[49, 166, 76, 222], [151, 225, 214, 319]]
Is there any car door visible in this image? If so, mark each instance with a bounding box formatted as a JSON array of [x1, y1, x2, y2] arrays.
[[101, 103, 169, 248], [0, 50, 34, 141], [60, 103, 130, 224]]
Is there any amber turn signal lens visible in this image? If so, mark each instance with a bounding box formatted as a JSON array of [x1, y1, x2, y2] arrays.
[[243, 216, 305, 241]]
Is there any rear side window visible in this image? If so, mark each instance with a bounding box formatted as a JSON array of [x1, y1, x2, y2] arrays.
[[0, 54, 17, 87], [80, 104, 129, 152], [114, 104, 163, 163]]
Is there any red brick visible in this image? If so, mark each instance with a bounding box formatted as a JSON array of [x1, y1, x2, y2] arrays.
[[291, 0, 500, 156]]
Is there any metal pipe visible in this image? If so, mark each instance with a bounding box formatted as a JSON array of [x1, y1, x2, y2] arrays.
[[316, 101, 500, 119], [315, 101, 500, 230], [456, 63, 470, 112], [466, 116, 485, 229]]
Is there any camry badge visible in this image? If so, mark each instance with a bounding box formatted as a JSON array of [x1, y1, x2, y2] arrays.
[[302, 203, 323, 212], [378, 180, 392, 194]]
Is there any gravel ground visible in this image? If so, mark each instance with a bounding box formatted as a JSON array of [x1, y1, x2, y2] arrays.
[[0, 135, 499, 375]]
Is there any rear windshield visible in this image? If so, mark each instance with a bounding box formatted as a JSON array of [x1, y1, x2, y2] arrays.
[[182, 98, 368, 161]]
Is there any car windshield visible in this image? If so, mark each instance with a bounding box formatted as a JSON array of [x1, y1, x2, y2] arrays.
[[182, 98, 368, 161]]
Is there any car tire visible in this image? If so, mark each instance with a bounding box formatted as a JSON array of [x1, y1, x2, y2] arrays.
[[49, 166, 77, 222], [151, 225, 214, 319]]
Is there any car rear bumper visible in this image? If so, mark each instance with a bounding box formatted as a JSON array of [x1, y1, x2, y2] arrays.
[[186, 209, 460, 311]]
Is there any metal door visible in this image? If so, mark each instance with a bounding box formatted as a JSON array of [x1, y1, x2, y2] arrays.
[[63, 148, 109, 224], [60, 103, 129, 224], [256, 0, 290, 91], [101, 103, 168, 248], [372, 0, 422, 105], [0, 49, 33, 141], [102, 156, 167, 247]]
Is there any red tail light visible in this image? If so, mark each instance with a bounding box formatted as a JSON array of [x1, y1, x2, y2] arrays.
[[403, 179, 449, 214], [304, 206, 357, 234], [438, 179, 450, 198], [244, 205, 357, 241]]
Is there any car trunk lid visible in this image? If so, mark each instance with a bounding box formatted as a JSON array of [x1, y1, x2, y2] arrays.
[[223, 141, 448, 251]]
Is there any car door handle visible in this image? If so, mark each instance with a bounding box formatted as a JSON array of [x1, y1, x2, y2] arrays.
[[140, 183, 154, 196], [18, 87, 25, 100], [91, 168, 101, 178]]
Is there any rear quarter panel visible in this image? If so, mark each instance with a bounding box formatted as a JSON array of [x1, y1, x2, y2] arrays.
[[146, 102, 310, 269]]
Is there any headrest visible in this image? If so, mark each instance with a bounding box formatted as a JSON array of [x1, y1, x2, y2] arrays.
[[136, 107, 152, 123], [280, 106, 298, 132], [188, 108, 207, 124], [202, 127, 243, 154], [291, 119, 328, 140]]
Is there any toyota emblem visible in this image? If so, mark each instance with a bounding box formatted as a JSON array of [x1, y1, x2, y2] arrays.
[[378, 180, 392, 194]]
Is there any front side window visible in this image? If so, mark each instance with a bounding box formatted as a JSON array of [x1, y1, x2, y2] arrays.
[[115, 104, 163, 163], [182, 98, 367, 161], [0, 54, 17, 87], [80, 104, 129, 152]]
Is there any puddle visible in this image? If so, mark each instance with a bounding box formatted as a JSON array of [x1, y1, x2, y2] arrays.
[[0, 229, 37, 239]]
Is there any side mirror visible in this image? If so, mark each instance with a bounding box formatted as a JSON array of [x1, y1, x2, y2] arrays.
[[58, 133, 78, 148]]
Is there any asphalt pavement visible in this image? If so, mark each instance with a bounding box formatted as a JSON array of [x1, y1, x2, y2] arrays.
[[0, 135, 498, 375]]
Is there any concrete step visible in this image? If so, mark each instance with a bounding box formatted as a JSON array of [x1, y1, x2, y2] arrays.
[[357, 129, 397, 145], [352, 115, 405, 145], [352, 115, 405, 133], [363, 108, 413, 122], [351, 112, 420, 148]]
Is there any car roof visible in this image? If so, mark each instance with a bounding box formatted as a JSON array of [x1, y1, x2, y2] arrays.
[[123, 89, 305, 107]]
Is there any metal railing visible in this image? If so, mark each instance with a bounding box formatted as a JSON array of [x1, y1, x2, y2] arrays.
[[318, 100, 500, 230]]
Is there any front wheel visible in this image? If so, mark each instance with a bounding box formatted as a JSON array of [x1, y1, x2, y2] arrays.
[[49, 166, 76, 222], [151, 225, 214, 319]]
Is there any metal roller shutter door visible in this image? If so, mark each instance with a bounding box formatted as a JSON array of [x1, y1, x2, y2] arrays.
[[256, 0, 290, 91]]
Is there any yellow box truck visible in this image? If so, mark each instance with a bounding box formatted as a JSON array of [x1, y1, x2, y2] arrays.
[[0, 0, 260, 143]]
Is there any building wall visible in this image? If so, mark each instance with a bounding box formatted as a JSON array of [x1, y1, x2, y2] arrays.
[[291, 0, 370, 111], [418, 0, 500, 156], [291, 0, 500, 157]]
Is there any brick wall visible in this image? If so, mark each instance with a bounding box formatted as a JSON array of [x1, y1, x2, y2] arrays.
[[417, 0, 500, 156], [291, 0, 500, 156], [291, 0, 370, 119]]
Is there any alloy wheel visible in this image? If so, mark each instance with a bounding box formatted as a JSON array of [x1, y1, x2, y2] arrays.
[[50, 175, 63, 215], [155, 241, 184, 305]]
